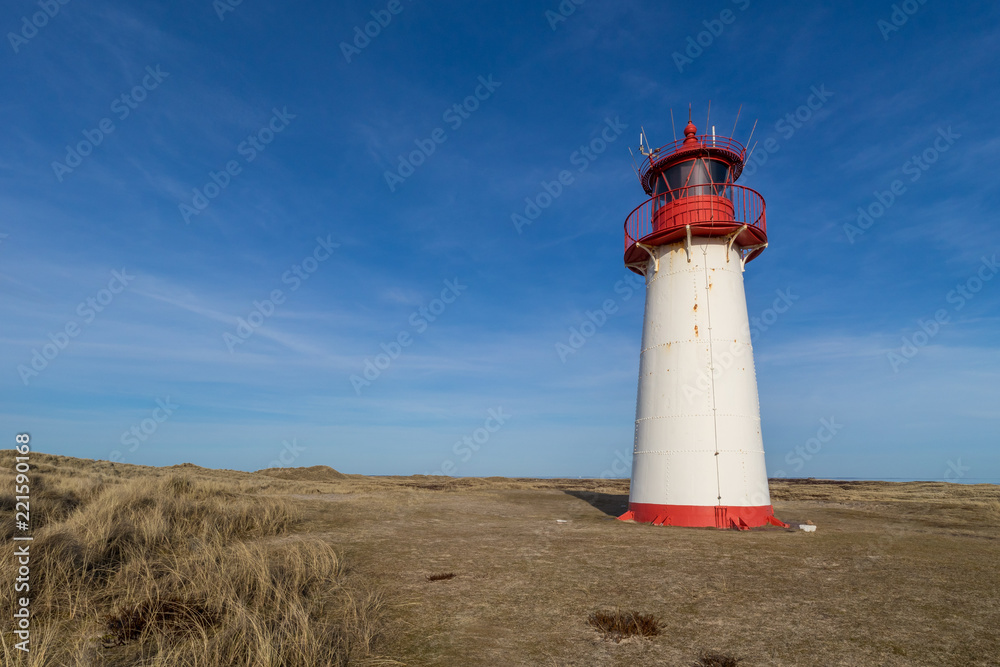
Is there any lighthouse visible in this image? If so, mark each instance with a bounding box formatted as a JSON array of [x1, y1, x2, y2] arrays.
[[618, 111, 785, 530]]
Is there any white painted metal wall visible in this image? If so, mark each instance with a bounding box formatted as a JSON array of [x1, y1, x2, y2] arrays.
[[630, 237, 772, 509]]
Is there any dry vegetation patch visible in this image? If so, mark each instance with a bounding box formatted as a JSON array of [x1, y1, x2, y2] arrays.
[[0, 454, 389, 666], [692, 653, 743, 667], [587, 609, 661, 642]]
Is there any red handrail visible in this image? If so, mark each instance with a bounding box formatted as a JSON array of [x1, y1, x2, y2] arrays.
[[623, 184, 766, 253], [639, 134, 747, 184]]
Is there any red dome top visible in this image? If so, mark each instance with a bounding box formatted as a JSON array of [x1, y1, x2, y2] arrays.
[[682, 121, 699, 145]]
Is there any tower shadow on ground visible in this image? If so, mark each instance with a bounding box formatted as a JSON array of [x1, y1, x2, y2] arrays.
[[563, 490, 629, 518]]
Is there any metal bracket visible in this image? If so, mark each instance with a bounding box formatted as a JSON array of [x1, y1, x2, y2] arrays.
[[724, 224, 748, 262], [635, 243, 658, 273], [625, 261, 648, 277], [685, 225, 692, 263], [739, 242, 768, 272]]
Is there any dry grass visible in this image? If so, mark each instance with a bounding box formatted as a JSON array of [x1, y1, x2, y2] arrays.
[[0, 453, 390, 666]]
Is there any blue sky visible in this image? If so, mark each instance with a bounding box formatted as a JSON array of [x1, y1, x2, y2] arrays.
[[2, 1, 998, 481]]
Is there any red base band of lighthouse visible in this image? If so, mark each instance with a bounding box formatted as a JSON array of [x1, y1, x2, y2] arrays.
[[620, 503, 787, 529]]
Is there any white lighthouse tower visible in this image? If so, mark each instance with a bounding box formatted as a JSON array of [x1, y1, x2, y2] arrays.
[[618, 113, 786, 529]]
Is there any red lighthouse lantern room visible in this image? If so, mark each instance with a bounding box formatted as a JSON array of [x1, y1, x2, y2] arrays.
[[624, 118, 767, 272]]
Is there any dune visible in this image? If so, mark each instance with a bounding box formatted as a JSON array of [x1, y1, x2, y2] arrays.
[[256, 464, 348, 481]]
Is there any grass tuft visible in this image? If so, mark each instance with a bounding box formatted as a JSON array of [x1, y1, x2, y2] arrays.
[[692, 651, 743, 667], [587, 609, 660, 642], [426, 573, 456, 582], [104, 597, 223, 646]]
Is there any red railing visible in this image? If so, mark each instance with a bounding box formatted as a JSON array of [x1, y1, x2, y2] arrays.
[[639, 134, 746, 184], [624, 184, 766, 253]]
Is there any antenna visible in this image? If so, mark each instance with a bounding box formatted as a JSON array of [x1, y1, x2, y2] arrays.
[[745, 140, 759, 164], [745, 118, 759, 155], [706, 100, 711, 135], [731, 103, 743, 139], [627, 146, 641, 180], [670, 108, 676, 142]]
